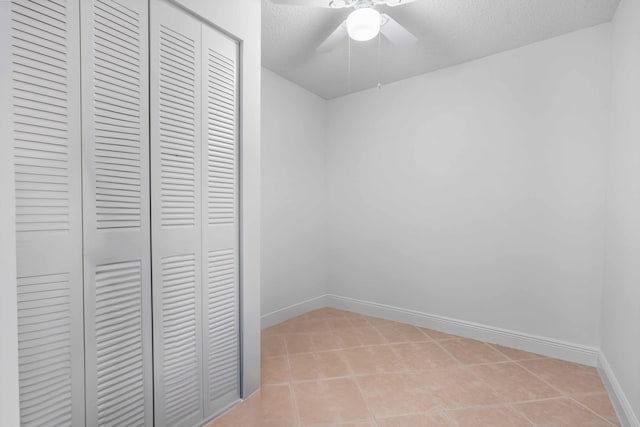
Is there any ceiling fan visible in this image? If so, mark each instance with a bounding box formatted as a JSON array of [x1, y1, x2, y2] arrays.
[[269, 0, 419, 52]]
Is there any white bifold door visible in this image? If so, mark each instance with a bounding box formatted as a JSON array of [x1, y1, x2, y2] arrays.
[[11, 0, 85, 424], [10, 0, 240, 425], [11, 0, 155, 425], [150, 1, 241, 426], [80, 0, 154, 425]]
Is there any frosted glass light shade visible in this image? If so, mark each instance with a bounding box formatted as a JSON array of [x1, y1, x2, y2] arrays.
[[346, 8, 381, 41]]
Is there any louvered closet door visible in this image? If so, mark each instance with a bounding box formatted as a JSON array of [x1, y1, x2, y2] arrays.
[[150, 1, 204, 426], [80, 0, 153, 426], [201, 25, 241, 418], [10, 0, 85, 425]]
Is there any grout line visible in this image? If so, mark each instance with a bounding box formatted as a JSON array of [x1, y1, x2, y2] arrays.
[[510, 355, 614, 420], [350, 366, 382, 427], [284, 354, 303, 427], [431, 338, 464, 366], [506, 403, 537, 426], [513, 360, 571, 396], [570, 396, 618, 426]]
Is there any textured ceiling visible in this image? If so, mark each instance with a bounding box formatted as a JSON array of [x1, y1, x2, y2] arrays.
[[262, 0, 620, 99]]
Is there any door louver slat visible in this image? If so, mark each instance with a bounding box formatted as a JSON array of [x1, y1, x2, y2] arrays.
[[17, 274, 73, 426], [95, 261, 145, 426], [206, 249, 239, 402], [161, 254, 202, 426], [206, 48, 237, 226], [13, 0, 71, 235], [93, 0, 143, 230], [159, 25, 197, 229]]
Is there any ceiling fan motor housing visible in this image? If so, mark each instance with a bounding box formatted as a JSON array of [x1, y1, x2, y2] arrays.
[[354, 0, 376, 8], [330, 0, 393, 9]]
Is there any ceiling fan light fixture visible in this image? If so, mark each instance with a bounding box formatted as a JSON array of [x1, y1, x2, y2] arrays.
[[346, 7, 381, 41]]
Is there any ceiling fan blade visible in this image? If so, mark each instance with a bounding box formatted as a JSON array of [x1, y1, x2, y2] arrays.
[[316, 22, 348, 53], [378, 0, 417, 6], [268, 0, 334, 7], [380, 13, 418, 46]]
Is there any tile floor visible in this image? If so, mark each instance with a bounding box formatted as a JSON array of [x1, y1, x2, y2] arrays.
[[207, 308, 620, 427]]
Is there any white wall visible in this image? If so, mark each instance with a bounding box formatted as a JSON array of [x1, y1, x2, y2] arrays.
[[326, 25, 611, 347], [601, 0, 640, 422], [0, 2, 20, 424], [261, 68, 327, 320]]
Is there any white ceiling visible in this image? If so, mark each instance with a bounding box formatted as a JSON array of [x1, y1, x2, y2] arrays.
[[262, 0, 620, 99]]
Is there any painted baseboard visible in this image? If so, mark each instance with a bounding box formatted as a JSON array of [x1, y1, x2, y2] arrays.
[[598, 352, 640, 427], [326, 293, 599, 367], [261, 295, 329, 329]]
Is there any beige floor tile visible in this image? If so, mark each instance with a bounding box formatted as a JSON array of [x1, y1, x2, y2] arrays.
[[439, 338, 509, 365], [343, 345, 406, 374], [325, 316, 358, 330], [289, 351, 351, 381], [285, 333, 315, 355], [319, 422, 376, 427], [391, 342, 459, 371], [515, 397, 612, 426], [261, 356, 291, 384], [420, 328, 461, 341], [366, 316, 404, 327], [261, 325, 286, 337], [376, 413, 455, 427], [294, 378, 369, 426], [448, 405, 532, 426], [333, 326, 387, 348], [470, 362, 561, 402], [311, 331, 350, 352], [518, 358, 607, 395], [290, 317, 329, 334], [262, 319, 298, 336], [374, 323, 432, 343], [357, 373, 440, 418], [347, 317, 374, 328], [214, 309, 622, 427], [490, 344, 547, 361], [206, 385, 296, 427], [574, 394, 621, 426], [262, 334, 288, 358], [415, 366, 503, 409], [343, 310, 367, 318]]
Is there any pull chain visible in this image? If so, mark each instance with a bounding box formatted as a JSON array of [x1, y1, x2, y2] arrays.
[[347, 36, 352, 94], [377, 31, 382, 90]]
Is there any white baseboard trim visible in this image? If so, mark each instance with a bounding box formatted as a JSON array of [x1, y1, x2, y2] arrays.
[[326, 294, 600, 367], [261, 295, 329, 329], [598, 352, 639, 427]]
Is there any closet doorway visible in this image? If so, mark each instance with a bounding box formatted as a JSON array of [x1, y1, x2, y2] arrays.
[[10, 0, 242, 425]]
